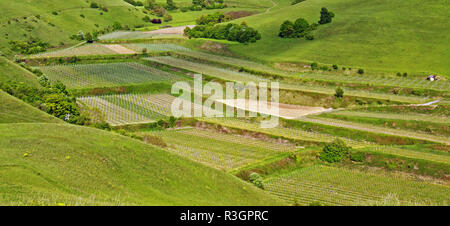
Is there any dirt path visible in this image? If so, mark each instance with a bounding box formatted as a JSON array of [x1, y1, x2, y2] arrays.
[[265, 0, 278, 13], [298, 117, 450, 145]]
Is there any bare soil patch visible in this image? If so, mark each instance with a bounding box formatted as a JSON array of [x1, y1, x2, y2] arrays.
[[216, 99, 331, 119], [103, 44, 137, 54]]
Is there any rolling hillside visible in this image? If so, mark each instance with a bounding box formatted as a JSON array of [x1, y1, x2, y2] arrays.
[[0, 90, 61, 124], [230, 0, 450, 75], [0, 123, 285, 205]]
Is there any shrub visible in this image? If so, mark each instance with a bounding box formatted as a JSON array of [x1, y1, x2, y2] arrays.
[[332, 64, 338, 70], [163, 13, 172, 22], [350, 152, 365, 162], [310, 62, 319, 70], [52, 11, 58, 15], [249, 172, 264, 189], [165, 0, 177, 10], [9, 37, 49, 54], [185, 23, 261, 44], [196, 12, 231, 25], [357, 68, 364, 74], [90, 2, 99, 8], [318, 7, 335, 24], [334, 86, 344, 98], [320, 139, 350, 163]]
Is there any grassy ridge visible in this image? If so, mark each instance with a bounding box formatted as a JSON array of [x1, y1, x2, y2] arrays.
[[0, 90, 61, 124], [0, 57, 41, 87], [230, 0, 450, 75], [0, 123, 285, 206]]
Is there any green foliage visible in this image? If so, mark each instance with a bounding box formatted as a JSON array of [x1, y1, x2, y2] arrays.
[[163, 13, 173, 22], [310, 62, 319, 70], [9, 37, 49, 54], [350, 152, 366, 162], [358, 68, 365, 74], [335, 86, 344, 98], [279, 18, 315, 39], [319, 7, 335, 24], [319, 139, 351, 163], [0, 78, 88, 125], [90, 2, 99, 8], [185, 23, 261, 44], [165, 0, 177, 11], [249, 172, 264, 189], [196, 12, 231, 26]]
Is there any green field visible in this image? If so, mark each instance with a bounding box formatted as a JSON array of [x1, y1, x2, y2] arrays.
[[229, 0, 450, 75]]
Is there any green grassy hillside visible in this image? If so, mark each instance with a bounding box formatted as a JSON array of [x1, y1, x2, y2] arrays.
[[0, 57, 41, 87], [0, 90, 61, 124], [0, 0, 147, 54], [230, 0, 450, 75], [0, 0, 271, 55], [0, 123, 285, 205]]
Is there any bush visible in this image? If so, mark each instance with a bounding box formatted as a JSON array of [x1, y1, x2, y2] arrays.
[[334, 86, 344, 98], [318, 7, 335, 24], [90, 2, 99, 8], [350, 152, 365, 162], [310, 62, 319, 70], [163, 13, 173, 22], [196, 12, 231, 25], [249, 172, 264, 189], [9, 37, 49, 54], [319, 139, 350, 163], [279, 17, 315, 39], [357, 68, 364, 74], [332, 64, 338, 70], [184, 23, 261, 44]]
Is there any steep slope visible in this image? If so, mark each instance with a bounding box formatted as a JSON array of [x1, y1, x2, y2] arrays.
[[0, 123, 285, 205], [230, 0, 450, 75], [0, 57, 41, 87], [0, 90, 61, 123]]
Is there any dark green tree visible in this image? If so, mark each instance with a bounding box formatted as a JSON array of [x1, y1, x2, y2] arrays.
[[293, 18, 309, 36], [279, 20, 295, 38], [318, 7, 335, 24], [335, 86, 344, 98]]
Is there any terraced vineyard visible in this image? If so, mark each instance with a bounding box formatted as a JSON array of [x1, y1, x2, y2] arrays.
[[99, 31, 156, 40], [124, 44, 191, 53], [358, 146, 450, 165], [78, 94, 176, 125], [265, 165, 450, 206], [325, 110, 450, 124], [145, 56, 266, 82], [143, 128, 293, 171], [300, 73, 450, 92], [201, 117, 372, 148], [29, 44, 119, 58], [300, 116, 450, 145], [39, 62, 184, 89], [176, 51, 283, 75], [149, 56, 431, 104]]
